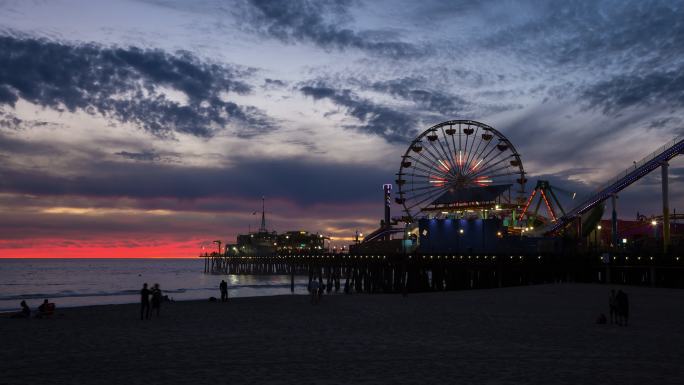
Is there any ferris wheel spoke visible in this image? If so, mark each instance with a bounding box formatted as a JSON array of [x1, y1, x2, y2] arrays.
[[411, 153, 452, 180], [404, 184, 453, 212], [464, 125, 480, 171], [406, 156, 451, 178], [425, 138, 455, 175], [471, 155, 512, 178], [406, 169, 449, 180], [467, 151, 509, 179], [448, 126, 462, 174], [460, 123, 468, 175], [466, 144, 502, 176], [464, 135, 494, 175], [408, 150, 441, 176], [401, 185, 449, 197], [463, 136, 482, 173], [416, 147, 454, 181], [435, 127, 459, 173], [440, 125, 457, 166], [420, 141, 447, 169]]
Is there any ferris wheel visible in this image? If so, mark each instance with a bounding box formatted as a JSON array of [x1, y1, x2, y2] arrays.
[[395, 120, 526, 221]]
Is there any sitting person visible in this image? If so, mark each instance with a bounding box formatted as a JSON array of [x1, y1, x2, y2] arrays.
[[10, 300, 31, 318], [36, 299, 55, 318]]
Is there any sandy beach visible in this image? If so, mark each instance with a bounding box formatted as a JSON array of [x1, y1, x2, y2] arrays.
[[2, 283, 684, 385]]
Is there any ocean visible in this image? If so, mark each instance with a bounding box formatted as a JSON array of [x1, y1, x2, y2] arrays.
[[0, 258, 310, 312]]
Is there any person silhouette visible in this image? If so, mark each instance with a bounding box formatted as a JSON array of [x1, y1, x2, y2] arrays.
[[140, 283, 151, 320], [151, 283, 162, 317], [10, 300, 30, 318], [609, 289, 617, 324], [219, 280, 228, 302]]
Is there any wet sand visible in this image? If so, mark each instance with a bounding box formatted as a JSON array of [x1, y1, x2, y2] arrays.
[[2, 283, 684, 385]]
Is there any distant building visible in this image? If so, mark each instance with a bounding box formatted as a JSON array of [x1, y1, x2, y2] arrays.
[[224, 198, 327, 256]]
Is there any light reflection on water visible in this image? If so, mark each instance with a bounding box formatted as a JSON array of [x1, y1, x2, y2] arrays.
[[0, 258, 310, 312]]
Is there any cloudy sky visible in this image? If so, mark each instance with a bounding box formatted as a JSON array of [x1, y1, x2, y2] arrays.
[[1, 0, 683, 257]]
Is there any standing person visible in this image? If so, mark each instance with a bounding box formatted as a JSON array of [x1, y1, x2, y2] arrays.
[[609, 289, 617, 324], [310, 279, 320, 304], [219, 280, 228, 302], [151, 283, 162, 317], [140, 283, 151, 320], [617, 289, 629, 326]]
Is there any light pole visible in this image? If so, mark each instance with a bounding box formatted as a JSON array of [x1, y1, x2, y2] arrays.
[[596, 225, 602, 252]]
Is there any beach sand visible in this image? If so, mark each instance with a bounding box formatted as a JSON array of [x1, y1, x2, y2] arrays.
[[2, 283, 684, 385]]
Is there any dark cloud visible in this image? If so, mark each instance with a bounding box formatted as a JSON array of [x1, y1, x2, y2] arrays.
[[115, 150, 181, 163], [649, 117, 682, 130], [238, 0, 423, 59], [300, 83, 417, 142], [115, 151, 161, 162], [263, 78, 287, 89], [0, 36, 274, 137], [366, 77, 469, 116], [581, 68, 684, 114], [484, 1, 684, 69], [0, 156, 392, 206]]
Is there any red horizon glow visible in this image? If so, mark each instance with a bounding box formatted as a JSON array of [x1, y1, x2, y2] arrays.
[[0, 239, 211, 259]]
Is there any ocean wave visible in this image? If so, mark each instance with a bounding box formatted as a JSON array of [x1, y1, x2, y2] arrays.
[[0, 283, 308, 302]]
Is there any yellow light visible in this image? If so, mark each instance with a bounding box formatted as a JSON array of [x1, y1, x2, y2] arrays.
[[495, 205, 500, 210], [651, 220, 657, 226], [597, 225, 602, 230], [459, 229, 464, 234]]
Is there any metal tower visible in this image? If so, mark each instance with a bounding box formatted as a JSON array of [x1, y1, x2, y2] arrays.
[[259, 196, 267, 233]]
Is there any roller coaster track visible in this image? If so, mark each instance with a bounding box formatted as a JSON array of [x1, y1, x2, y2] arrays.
[[545, 135, 684, 235]]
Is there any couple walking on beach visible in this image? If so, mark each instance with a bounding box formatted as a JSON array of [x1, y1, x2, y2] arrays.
[[609, 289, 630, 326], [140, 283, 162, 320]]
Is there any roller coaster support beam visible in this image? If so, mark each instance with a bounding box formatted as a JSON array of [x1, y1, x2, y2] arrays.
[[611, 194, 618, 248], [662, 161, 670, 253]]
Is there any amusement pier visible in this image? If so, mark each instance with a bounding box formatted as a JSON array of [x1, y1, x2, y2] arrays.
[[201, 120, 684, 291]]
